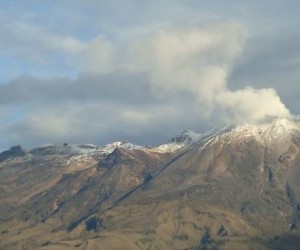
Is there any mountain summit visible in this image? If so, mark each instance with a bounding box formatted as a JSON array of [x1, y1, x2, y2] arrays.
[[1, 117, 300, 249]]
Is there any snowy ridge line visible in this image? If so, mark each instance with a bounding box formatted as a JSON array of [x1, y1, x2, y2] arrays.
[[102, 141, 150, 154], [7, 116, 300, 156]]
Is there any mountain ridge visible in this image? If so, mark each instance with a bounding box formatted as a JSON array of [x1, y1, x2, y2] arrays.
[[2, 116, 299, 157], [1, 116, 300, 249]]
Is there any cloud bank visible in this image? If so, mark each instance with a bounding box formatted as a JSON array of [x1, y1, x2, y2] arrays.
[[0, 21, 291, 149]]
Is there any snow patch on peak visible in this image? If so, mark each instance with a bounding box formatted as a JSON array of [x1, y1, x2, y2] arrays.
[[256, 117, 300, 142], [102, 141, 149, 154], [222, 116, 300, 145], [153, 130, 203, 153]]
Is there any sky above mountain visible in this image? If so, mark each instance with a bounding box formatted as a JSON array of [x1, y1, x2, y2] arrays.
[[0, 0, 300, 150]]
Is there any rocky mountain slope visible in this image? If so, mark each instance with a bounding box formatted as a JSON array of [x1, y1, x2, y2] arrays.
[[1, 118, 300, 249]]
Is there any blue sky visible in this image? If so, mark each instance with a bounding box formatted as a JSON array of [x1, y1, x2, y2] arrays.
[[0, 0, 300, 150]]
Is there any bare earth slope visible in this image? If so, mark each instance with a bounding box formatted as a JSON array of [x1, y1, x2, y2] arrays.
[[1, 119, 300, 249]]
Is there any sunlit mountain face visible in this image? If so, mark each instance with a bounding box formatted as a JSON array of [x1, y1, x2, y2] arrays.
[[1, 117, 300, 249]]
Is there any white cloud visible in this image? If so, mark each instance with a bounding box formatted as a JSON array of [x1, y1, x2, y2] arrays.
[[126, 22, 290, 123], [127, 23, 243, 107], [216, 87, 290, 124]]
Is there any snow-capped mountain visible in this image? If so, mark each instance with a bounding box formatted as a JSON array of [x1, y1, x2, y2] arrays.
[[102, 141, 150, 154], [23, 130, 203, 159], [1, 116, 300, 250]]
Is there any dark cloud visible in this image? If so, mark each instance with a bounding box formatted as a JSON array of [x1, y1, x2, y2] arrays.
[[0, 73, 154, 105], [0, 72, 207, 150]]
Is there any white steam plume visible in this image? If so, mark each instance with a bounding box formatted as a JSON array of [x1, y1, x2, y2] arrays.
[[128, 22, 290, 124]]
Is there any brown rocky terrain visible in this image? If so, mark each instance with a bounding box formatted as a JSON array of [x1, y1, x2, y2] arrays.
[[1, 118, 300, 249]]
